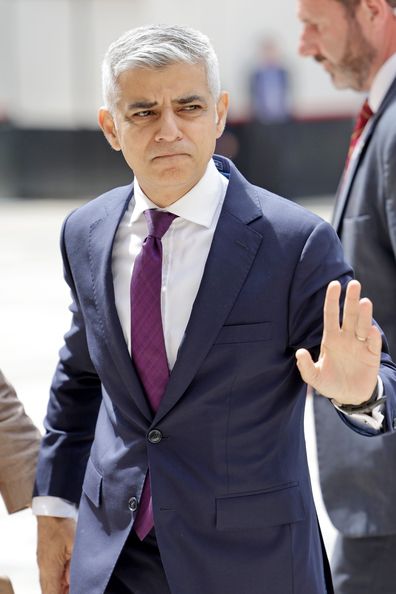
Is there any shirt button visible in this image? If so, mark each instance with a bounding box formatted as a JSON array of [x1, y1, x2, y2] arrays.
[[148, 429, 163, 444], [128, 496, 138, 512]]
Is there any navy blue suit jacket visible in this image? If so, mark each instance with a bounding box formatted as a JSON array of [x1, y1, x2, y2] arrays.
[[35, 156, 396, 594]]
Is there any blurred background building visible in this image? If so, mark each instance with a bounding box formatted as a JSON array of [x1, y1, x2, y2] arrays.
[[0, 0, 364, 200]]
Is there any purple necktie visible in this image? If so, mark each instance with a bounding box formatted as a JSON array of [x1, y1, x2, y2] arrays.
[[131, 209, 177, 540]]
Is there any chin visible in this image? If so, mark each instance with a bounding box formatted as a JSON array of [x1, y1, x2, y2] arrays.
[[157, 167, 191, 184], [330, 72, 351, 90]]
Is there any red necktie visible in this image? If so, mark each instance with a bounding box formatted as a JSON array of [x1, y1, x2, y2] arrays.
[[131, 209, 177, 540], [344, 99, 373, 171]]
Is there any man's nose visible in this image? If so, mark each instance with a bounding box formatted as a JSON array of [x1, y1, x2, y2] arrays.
[[298, 30, 316, 57], [155, 110, 183, 142]]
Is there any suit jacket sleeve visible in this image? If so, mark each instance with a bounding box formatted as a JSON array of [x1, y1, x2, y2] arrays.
[[0, 369, 41, 513], [287, 220, 396, 435], [34, 214, 103, 505]]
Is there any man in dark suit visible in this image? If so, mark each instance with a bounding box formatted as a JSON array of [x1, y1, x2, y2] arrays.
[[298, 0, 396, 592], [33, 24, 396, 594]]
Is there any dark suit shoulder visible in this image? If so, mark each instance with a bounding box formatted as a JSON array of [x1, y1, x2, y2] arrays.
[[69, 183, 133, 224], [63, 183, 133, 237], [376, 100, 396, 150], [57, 183, 133, 266], [373, 98, 396, 201], [225, 157, 326, 236], [369, 79, 396, 149], [252, 184, 327, 234]]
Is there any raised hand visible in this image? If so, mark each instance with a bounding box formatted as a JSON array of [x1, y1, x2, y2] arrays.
[[295, 280, 382, 405]]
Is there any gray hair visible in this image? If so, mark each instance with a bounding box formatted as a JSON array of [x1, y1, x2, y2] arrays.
[[335, 0, 396, 11], [102, 24, 221, 111]]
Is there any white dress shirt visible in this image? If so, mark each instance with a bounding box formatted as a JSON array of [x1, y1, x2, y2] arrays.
[[368, 52, 396, 113], [113, 158, 228, 370]]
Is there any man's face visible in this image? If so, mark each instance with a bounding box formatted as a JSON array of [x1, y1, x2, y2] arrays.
[[99, 62, 228, 206], [297, 0, 376, 91]]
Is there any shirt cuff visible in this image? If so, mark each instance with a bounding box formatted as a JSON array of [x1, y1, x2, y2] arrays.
[[332, 376, 385, 432], [32, 496, 78, 519]]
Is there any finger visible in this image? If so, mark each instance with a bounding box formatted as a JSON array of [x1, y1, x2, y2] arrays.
[[323, 281, 342, 339], [295, 348, 318, 387], [341, 280, 362, 334], [38, 553, 65, 594], [65, 560, 71, 585], [62, 560, 71, 593], [366, 324, 382, 358], [355, 297, 373, 341], [39, 572, 64, 594]]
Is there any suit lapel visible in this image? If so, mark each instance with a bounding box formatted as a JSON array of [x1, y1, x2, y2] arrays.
[[333, 78, 396, 232], [332, 118, 375, 231], [154, 162, 263, 424], [88, 186, 153, 422]]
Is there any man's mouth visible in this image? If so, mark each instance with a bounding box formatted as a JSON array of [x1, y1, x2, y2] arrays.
[[152, 153, 188, 160]]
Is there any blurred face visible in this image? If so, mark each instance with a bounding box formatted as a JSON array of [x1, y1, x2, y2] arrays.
[[99, 62, 228, 207], [298, 0, 376, 91]]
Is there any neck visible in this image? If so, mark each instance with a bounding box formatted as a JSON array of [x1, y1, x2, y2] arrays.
[[138, 164, 210, 207], [139, 185, 195, 208], [366, 23, 396, 88]]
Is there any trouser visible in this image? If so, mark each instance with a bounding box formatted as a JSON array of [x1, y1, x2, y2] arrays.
[[105, 529, 172, 594], [332, 533, 396, 594]]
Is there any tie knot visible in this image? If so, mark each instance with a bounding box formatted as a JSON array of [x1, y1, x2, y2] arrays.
[[144, 209, 177, 239]]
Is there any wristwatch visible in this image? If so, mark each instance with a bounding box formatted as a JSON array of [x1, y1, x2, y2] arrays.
[[333, 382, 386, 415]]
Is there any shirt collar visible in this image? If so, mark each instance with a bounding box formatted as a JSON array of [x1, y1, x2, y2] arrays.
[[368, 52, 396, 113], [131, 158, 228, 228]]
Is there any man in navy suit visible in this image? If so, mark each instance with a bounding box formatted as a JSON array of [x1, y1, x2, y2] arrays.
[[33, 24, 396, 594], [298, 0, 396, 591]]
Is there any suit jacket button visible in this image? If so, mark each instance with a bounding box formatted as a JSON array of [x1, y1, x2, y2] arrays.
[[148, 429, 163, 444], [128, 497, 138, 512]]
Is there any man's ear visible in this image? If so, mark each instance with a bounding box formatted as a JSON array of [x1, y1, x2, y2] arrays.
[[98, 108, 121, 151], [215, 91, 229, 139], [360, 0, 386, 24]]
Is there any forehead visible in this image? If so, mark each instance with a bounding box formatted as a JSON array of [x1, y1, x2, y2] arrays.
[[297, 0, 343, 21], [115, 62, 211, 102]]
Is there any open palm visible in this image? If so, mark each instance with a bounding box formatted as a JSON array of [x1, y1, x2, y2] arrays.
[[296, 280, 381, 405]]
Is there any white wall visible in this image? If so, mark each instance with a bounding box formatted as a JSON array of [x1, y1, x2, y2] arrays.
[[0, 0, 362, 128]]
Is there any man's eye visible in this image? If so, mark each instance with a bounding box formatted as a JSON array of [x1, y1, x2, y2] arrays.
[[134, 110, 153, 118], [181, 105, 201, 112], [309, 23, 320, 33]]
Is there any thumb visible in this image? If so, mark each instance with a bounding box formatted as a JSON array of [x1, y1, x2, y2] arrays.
[[295, 348, 317, 386]]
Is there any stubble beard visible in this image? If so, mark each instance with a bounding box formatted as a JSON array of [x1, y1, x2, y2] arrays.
[[331, 17, 377, 91]]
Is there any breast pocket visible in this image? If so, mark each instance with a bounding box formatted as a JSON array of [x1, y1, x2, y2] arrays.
[[214, 322, 273, 344], [216, 481, 305, 531], [82, 457, 103, 508]]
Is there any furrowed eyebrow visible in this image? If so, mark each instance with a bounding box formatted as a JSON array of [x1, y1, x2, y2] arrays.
[[127, 100, 157, 110], [176, 95, 206, 105], [126, 95, 207, 111]]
